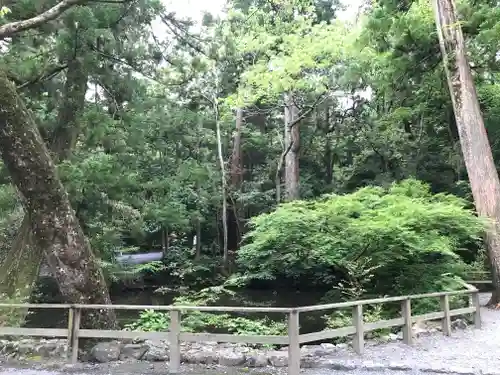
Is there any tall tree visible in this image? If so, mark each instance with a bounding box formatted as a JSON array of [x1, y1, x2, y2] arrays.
[[433, 0, 500, 304], [0, 1, 116, 328]]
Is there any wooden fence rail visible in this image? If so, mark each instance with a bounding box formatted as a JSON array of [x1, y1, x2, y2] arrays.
[[0, 288, 482, 375]]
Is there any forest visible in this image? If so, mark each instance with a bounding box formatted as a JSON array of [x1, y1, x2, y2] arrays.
[[0, 0, 499, 335]]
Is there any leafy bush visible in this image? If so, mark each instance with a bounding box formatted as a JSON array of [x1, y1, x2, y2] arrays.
[[238, 179, 484, 298], [125, 287, 287, 338], [324, 304, 389, 341]]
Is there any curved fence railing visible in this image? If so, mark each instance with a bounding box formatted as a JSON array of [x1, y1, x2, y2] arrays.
[[0, 287, 482, 375]]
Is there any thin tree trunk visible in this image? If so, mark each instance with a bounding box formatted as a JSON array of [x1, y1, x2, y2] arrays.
[[433, 0, 500, 305], [230, 108, 243, 187], [0, 58, 88, 308], [323, 107, 334, 186], [284, 93, 300, 201], [0, 70, 116, 328], [214, 103, 229, 268], [228, 108, 243, 251]]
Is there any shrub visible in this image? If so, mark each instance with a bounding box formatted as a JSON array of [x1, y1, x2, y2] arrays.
[[237, 179, 484, 298], [125, 287, 287, 338]]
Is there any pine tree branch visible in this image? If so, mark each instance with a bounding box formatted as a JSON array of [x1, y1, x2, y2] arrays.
[[0, 0, 86, 40]]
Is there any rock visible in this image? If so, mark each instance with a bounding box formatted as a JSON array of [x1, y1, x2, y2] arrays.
[[268, 351, 288, 367], [335, 343, 348, 350], [183, 349, 219, 364], [319, 359, 357, 370], [320, 343, 335, 350], [452, 318, 468, 330], [388, 362, 412, 371], [389, 333, 399, 341], [412, 320, 427, 337], [218, 349, 246, 366], [143, 341, 169, 361], [245, 352, 268, 367], [17, 343, 35, 355], [90, 341, 122, 363], [120, 344, 148, 360], [301, 344, 336, 357]]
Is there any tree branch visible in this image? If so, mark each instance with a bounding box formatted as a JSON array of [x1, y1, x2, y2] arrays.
[[0, 0, 87, 40]]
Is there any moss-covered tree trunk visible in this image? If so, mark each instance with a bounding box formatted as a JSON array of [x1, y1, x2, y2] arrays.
[[0, 70, 116, 328], [0, 58, 88, 308], [433, 0, 500, 305]]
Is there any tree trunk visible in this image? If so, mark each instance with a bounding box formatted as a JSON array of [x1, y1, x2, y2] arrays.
[[284, 93, 300, 201], [230, 108, 243, 188], [214, 103, 229, 268], [0, 58, 88, 311], [433, 0, 500, 305], [0, 70, 116, 328], [228, 108, 243, 252]]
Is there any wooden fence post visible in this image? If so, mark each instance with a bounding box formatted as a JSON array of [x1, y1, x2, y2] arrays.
[[287, 310, 300, 375], [440, 295, 451, 336], [69, 307, 81, 364], [401, 298, 412, 345], [472, 291, 481, 329], [169, 310, 181, 373], [67, 307, 74, 346], [352, 304, 364, 354]]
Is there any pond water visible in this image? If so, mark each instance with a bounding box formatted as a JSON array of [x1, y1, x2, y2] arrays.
[[24, 283, 330, 334]]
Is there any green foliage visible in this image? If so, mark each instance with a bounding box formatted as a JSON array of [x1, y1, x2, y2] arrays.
[[0, 288, 31, 327], [126, 287, 287, 339], [0, 0, 497, 324], [324, 304, 388, 340], [238, 179, 484, 297]]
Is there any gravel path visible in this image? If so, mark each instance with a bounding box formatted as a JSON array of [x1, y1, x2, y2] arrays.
[[1, 293, 498, 375], [306, 292, 500, 374]]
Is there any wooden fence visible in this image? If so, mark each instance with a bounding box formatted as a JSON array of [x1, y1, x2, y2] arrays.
[[0, 288, 482, 375], [465, 270, 492, 285]]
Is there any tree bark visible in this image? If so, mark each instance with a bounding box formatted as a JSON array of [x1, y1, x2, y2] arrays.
[[433, 0, 500, 305], [0, 58, 88, 304], [214, 102, 229, 268], [284, 93, 300, 201], [0, 57, 88, 309], [0, 70, 116, 328], [228, 108, 243, 252]]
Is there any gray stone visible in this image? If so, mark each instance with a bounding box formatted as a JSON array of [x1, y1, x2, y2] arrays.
[[244, 352, 268, 367], [361, 361, 388, 371], [218, 350, 245, 366], [119, 344, 148, 360], [267, 351, 288, 367], [16, 343, 34, 355], [335, 343, 349, 350], [320, 343, 335, 350], [320, 359, 358, 370], [388, 362, 413, 371], [443, 366, 477, 375], [183, 349, 218, 364], [143, 342, 169, 362], [421, 366, 452, 373], [452, 319, 468, 330], [90, 341, 122, 363], [301, 344, 335, 357]]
